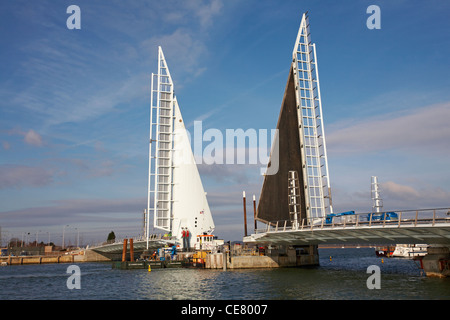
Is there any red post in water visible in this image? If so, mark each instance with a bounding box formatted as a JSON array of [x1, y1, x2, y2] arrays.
[[253, 195, 257, 232], [122, 239, 128, 262], [129, 238, 134, 262], [243, 191, 247, 237]]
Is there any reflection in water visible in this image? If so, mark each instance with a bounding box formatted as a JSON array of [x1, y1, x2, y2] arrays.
[[0, 248, 449, 300], [132, 269, 276, 300]]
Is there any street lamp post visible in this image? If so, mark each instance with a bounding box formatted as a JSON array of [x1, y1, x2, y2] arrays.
[[74, 228, 80, 248], [36, 230, 41, 246], [62, 225, 69, 250]]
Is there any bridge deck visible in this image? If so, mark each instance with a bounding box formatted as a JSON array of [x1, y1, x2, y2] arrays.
[[244, 209, 450, 246]]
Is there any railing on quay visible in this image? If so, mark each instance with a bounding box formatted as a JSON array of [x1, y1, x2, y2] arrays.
[[256, 207, 450, 234], [88, 233, 176, 249]]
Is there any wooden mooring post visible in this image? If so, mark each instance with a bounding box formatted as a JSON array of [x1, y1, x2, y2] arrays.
[[253, 195, 257, 232], [129, 238, 134, 262], [243, 191, 248, 237], [122, 239, 128, 262]]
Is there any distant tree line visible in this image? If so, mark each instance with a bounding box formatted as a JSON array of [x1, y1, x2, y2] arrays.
[[107, 231, 116, 243], [6, 238, 55, 247]]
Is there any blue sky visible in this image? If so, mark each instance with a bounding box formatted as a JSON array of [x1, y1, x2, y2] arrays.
[[1, 0, 449, 245]]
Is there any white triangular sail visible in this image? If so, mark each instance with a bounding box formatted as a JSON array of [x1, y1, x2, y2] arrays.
[[172, 99, 215, 243], [146, 47, 215, 249]]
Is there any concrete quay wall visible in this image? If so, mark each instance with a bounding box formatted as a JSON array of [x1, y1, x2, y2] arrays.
[[206, 249, 319, 269], [0, 255, 82, 265], [0, 249, 110, 265]]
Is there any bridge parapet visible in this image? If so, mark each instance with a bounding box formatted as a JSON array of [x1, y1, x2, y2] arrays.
[[256, 208, 450, 234]]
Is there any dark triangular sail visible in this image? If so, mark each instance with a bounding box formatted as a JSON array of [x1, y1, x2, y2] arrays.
[[256, 65, 307, 226], [256, 13, 333, 228]]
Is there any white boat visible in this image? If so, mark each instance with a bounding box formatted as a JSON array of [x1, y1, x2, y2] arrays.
[[370, 178, 428, 259], [391, 244, 428, 258], [145, 47, 215, 251]]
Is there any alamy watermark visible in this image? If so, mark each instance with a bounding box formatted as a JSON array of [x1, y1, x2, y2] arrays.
[[170, 121, 280, 175], [66, 265, 81, 289], [366, 5, 381, 30], [66, 5, 81, 30], [366, 265, 381, 289], [66, 5, 381, 31]]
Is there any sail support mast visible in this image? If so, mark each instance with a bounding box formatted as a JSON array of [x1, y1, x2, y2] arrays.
[[292, 13, 333, 223]]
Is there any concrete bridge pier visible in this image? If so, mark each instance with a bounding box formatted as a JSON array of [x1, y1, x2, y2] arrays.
[[205, 244, 319, 269], [418, 245, 450, 278]]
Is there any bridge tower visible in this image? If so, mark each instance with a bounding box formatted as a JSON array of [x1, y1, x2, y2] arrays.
[[146, 47, 215, 250], [256, 12, 333, 228]]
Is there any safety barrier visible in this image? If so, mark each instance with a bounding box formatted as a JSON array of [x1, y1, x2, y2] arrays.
[[256, 208, 450, 234]]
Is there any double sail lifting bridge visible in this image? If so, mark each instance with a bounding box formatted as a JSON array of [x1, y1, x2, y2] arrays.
[[244, 13, 450, 247], [91, 47, 216, 255]]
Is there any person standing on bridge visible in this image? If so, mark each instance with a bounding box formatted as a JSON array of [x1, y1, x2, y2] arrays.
[[185, 228, 190, 252], [181, 228, 187, 251]]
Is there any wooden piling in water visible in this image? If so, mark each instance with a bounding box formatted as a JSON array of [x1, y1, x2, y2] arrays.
[[243, 191, 247, 237], [253, 195, 257, 232], [122, 239, 128, 262], [129, 238, 134, 262]]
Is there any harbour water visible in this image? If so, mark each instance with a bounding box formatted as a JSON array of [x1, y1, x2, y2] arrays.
[[0, 248, 449, 300]]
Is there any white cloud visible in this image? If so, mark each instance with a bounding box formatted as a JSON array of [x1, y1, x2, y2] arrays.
[[331, 180, 450, 214], [24, 129, 43, 146], [6, 128, 43, 147], [141, 28, 208, 84], [89, 160, 115, 178], [161, 0, 224, 28], [327, 102, 450, 156], [0, 197, 146, 230], [381, 181, 420, 199], [2, 141, 10, 150], [2, 1, 224, 131], [0, 165, 53, 189], [191, 0, 223, 28], [381, 181, 450, 209]]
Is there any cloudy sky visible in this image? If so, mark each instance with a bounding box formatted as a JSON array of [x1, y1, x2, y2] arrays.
[[1, 0, 449, 245]]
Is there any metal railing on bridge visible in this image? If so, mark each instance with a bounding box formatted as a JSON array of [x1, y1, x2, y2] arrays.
[[256, 208, 450, 234]]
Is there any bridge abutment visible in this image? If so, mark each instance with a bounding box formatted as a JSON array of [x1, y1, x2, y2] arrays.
[[205, 245, 319, 269], [418, 245, 450, 278]]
